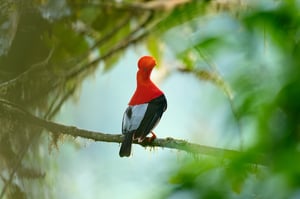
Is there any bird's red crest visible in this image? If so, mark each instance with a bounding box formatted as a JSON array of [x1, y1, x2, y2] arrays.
[[138, 56, 156, 71], [128, 56, 163, 105]]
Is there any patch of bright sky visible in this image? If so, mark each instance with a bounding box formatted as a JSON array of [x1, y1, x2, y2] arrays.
[[53, 44, 238, 199]]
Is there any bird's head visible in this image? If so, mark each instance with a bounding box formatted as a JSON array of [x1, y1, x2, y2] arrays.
[[138, 56, 156, 72]]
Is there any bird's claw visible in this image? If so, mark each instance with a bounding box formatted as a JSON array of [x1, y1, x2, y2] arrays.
[[146, 132, 156, 143]]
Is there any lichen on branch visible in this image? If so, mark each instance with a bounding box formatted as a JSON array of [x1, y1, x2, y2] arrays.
[[0, 99, 263, 164]]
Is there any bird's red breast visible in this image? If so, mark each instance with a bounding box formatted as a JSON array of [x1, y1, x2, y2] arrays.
[[128, 56, 164, 105]]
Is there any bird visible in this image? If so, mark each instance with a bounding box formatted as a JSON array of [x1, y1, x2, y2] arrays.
[[119, 56, 167, 157]]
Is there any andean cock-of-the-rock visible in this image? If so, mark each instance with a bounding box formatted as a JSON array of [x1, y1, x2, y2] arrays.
[[119, 56, 167, 157]]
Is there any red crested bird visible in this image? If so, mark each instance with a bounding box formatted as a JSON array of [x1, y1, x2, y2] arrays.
[[119, 56, 167, 157]]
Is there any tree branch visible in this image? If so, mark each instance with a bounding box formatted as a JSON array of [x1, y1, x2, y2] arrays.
[[0, 99, 264, 164], [71, 0, 192, 12], [64, 12, 153, 81]]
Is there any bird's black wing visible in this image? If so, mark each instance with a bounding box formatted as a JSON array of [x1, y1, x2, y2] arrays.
[[120, 103, 148, 157], [134, 94, 167, 140]]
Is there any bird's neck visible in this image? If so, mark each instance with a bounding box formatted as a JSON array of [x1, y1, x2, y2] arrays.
[[128, 70, 163, 105]]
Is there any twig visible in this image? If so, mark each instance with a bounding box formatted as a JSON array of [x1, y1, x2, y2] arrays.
[[71, 0, 191, 11], [0, 136, 33, 199], [0, 47, 54, 88], [0, 89, 71, 199], [44, 87, 76, 119], [199, 50, 243, 150], [189, 48, 243, 150], [65, 12, 153, 81], [90, 14, 132, 51]]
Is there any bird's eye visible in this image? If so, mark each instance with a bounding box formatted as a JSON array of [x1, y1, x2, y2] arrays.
[[143, 67, 149, 72]]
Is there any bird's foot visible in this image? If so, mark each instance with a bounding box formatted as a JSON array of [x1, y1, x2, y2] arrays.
[[146, 132, 157, 143]]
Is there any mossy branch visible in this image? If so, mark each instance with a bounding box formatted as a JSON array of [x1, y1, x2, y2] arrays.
[[0, 99, 264, 164]]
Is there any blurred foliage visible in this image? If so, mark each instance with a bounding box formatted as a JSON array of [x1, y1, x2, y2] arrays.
[[1, 0, 300, 198], [151, 0, 300, 198], [0, 0, 158, 198]]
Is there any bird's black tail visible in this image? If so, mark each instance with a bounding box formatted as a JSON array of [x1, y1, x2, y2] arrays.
[[119, 133, 133, 157]]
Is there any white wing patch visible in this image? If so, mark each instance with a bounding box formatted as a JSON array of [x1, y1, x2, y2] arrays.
[[122, 104, 148, 133]]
